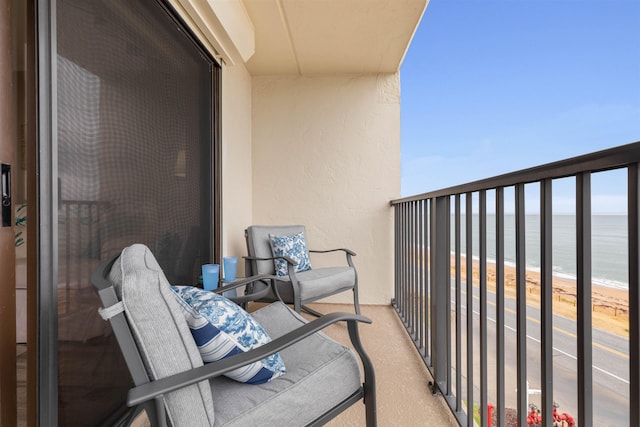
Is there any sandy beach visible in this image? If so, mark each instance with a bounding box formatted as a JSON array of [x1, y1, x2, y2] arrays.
[[455, 256, 630, 337]]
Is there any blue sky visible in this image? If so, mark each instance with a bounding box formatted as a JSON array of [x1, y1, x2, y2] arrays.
[[400, 0, 640, 212]]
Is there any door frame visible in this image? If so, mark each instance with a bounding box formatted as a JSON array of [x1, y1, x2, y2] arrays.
[[36, 0, 58, 423], [0, 0, 17, 424]]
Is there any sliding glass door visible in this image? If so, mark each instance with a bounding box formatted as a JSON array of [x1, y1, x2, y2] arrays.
[[38, 0, 220, 423]]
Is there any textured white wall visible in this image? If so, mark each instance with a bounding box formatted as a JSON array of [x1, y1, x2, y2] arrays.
[[251, 74, 400, 305], [221, 62, 253, 270]]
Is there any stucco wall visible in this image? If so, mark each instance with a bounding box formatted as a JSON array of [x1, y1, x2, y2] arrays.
[[221, 62, 253, 268], [251, 74, 400, 305]]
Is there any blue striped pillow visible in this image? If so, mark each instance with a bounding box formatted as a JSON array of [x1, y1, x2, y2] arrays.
[[171, 286, 286, 384]]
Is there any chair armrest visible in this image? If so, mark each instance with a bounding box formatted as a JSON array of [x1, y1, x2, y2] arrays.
[[127, 312, 372, 407], [216, 275, 287, 305], [213, 274, 275, 304], [245, 255, 299, 266], [309, 249, 357, 271], [309, 248, 356, 257], [212, 274, 273, 294]]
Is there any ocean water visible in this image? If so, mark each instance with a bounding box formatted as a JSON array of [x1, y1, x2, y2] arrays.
[[456, 214, 628, 290]]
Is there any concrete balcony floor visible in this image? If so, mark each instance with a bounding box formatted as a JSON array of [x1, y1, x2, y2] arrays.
[[125, 302, 458, 426], [308, 303, 457, 426]]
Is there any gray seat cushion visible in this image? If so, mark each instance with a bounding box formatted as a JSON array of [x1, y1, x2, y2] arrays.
[[209, 302, 362, 426], [108, 244, 215, 426], [277, 266, 356, 302]]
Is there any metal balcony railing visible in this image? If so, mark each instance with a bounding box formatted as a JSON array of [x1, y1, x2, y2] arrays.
[[391, 141, 640, 427]]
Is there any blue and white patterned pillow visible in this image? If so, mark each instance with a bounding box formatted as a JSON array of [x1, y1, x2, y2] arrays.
[[269, 232, 312, 277], [171, 286, 286, 384]]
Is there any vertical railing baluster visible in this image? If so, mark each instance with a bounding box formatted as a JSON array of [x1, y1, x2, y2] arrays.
[[408, 201, 412, 328], [397, 204, 401, 308], [95, 202, 101, 257], [421, 199, 429, 357], [394, 205, 398, 306], [404, 202, 413, 332], [431, 196, 449, 392], [577, 172, 593, 426], [541, 179, 554, 426], [77, 203, 82, 289], [515, 183, 527, 427], [496, 187, 505, 427], [415, 200, 420, 340], [465, 192, 474, 427], [403, 203, 408, 320], [86, 203, 93, 284], [395, 204, 400, 310], [629, 164, 640, 427], [445, 196, 452, 396], [416, 200, 424, 349], [415, 200, 420, 339], [406, 202, 410, 322], [410, 201, 416, 337], [396, 204, 401, 312], [480, 190, 488, 426], [455, 194, 462, 412], [426, 199, 431, 361], [65, 202, 71, 314], [430, 198, 437, 368], [400, 203, 405, 318], [399, 203, 405, 316]]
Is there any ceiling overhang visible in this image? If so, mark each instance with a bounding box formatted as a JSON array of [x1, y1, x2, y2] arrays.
[[169, 0, 428, 75], [243, 0, 428, 75]]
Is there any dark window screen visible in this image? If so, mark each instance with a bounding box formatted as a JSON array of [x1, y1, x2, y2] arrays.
[[56, 0, 215, 424]]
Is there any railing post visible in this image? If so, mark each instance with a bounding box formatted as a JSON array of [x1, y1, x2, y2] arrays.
[[430, 195, 449, 393], [496, 187, 505, 427], [465, 192, 474, 427], [629, 164, 640, 427], [424, 200, 431, 360], [454, 194, 462, 412], [515, 183, 527, 427], [576, 172, 593, 427], [541, 178, 554, 426], [479, 190, 488, 427]]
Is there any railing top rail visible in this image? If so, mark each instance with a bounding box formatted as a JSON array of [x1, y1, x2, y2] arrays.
[[391, 141, 640, 205]]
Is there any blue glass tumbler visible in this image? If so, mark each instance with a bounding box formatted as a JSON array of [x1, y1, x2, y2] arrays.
[[201, 264, 220, 291], [222, 256, 238, 298]]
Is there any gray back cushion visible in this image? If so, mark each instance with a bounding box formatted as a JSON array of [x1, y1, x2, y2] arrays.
[[108, 244, 215, 426], [246, 225, 306, 275]]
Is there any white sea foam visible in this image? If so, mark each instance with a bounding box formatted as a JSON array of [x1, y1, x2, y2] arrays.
[[453, 252, 629, 291]]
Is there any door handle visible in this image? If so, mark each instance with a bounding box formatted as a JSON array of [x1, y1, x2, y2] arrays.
[[2, 163, 10, 227]]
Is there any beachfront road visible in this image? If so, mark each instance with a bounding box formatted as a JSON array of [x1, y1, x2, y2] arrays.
[[456, 286, 629, 426]]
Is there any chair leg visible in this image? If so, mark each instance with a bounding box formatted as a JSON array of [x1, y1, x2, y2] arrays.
[[346, 320, 376, 427], [301, 304, 323, 317], [154, 396, 167, 427]]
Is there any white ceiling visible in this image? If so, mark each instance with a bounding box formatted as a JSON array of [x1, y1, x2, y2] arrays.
[[241, 0, 428, 76]]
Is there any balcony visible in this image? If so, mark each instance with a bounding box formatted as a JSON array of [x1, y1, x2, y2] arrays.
[[391, 142, 640, 426], [19, 144, 639, 427], [125, 142, 640, 427]]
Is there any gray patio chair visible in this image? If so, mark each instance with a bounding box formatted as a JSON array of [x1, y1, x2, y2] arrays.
[[245, 225, 360, 316], [91, 243, 376, 426]]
